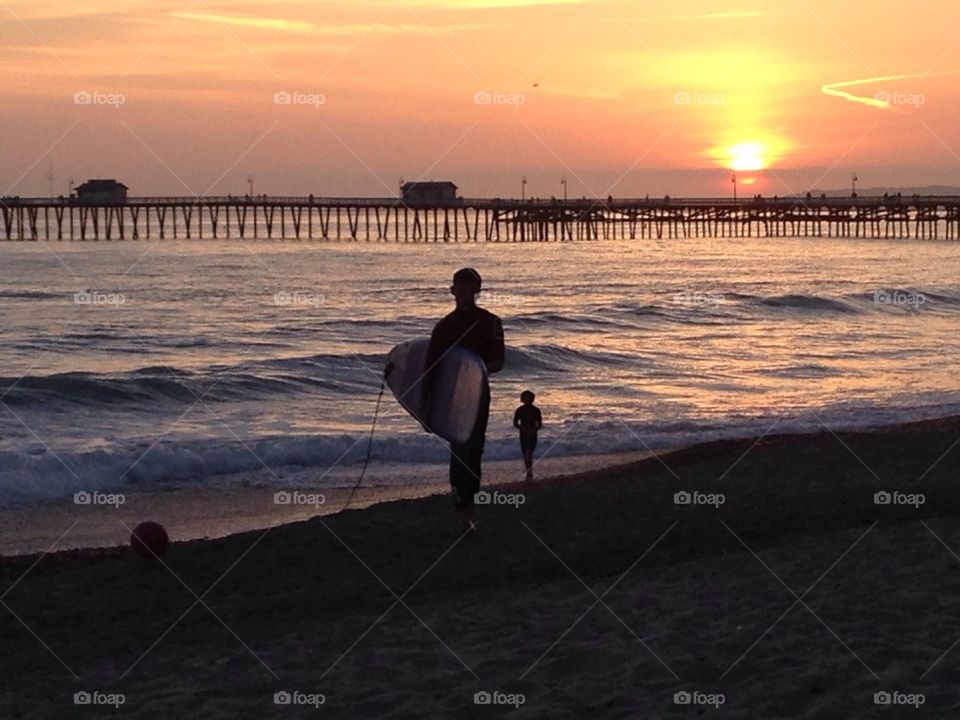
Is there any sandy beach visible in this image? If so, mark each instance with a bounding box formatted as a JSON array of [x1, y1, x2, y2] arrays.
[[2, 416, 960, 718], [0, 450, 659, 556]]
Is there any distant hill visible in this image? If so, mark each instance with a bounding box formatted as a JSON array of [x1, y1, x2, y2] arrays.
[[819, 185, 960, 197]]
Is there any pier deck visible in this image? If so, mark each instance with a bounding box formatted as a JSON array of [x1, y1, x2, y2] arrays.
[[1, 195, 958, 241]]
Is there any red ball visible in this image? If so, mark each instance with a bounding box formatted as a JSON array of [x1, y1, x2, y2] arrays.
[[130, 521, 169, 560]]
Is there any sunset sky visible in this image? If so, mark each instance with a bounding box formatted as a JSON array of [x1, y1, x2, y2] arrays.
[[1, 0, 958, 198]]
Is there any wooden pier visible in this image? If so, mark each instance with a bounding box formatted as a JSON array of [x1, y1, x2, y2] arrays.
[[1, 195, 959, 242]]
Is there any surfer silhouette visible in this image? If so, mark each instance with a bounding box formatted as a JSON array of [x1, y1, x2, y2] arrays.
[[513, 390, 542, 481], [423, 268, 505, 531]]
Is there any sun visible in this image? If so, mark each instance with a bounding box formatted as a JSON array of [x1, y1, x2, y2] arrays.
[[707, 137, 785, 172], [727, 142, 766, 171]]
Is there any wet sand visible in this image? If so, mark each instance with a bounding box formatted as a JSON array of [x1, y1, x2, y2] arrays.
[[0, 450, 658, 556], [3, 417, 960, 718]]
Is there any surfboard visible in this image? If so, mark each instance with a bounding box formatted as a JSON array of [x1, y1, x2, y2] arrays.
[[384, 338, 488, 444]]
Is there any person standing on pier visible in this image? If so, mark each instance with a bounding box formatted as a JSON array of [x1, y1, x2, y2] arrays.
[[423, 268, 505, 532]]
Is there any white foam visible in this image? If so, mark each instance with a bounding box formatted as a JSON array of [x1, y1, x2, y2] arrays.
[[4, 400, 960, 508]]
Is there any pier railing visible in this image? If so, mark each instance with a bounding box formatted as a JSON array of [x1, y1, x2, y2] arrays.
[[5, 194, 960, 207]]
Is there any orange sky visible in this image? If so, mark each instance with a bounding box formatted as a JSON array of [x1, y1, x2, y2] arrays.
[[1, 0, 958, 197]]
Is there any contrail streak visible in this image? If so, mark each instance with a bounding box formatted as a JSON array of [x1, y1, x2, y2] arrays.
[[822, 71, 958, 110]]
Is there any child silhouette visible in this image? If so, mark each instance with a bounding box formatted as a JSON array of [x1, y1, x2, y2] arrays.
[[513, 390, 542, 481]]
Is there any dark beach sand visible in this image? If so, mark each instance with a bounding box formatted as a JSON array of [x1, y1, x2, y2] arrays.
[[3, 417, 960, 718], [0, 451, 658, 557]]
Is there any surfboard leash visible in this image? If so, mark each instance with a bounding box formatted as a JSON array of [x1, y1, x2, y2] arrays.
[[343, 380, 386, 512]]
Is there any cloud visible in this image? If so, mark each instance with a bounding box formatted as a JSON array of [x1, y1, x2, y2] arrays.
[[592, 10, 764, 24], [171, 11, 480, 34], [645, 10, 764, 21], [436, 0, 584, 6], [171, 11, 316, 33]]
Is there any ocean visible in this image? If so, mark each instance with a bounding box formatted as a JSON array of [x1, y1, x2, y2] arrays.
[[2, 235, 959, 510]]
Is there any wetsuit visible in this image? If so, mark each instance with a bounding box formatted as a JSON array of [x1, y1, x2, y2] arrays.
[[425, 305, 504, 508]]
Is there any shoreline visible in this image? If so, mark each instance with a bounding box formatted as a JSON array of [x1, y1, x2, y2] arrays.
[[4, 413, 959, 561], [0, 449, 661, 557]]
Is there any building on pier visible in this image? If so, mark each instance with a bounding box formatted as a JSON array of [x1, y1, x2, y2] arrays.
[[401, 181, 458, 205], [74, 179, 128, 204]]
